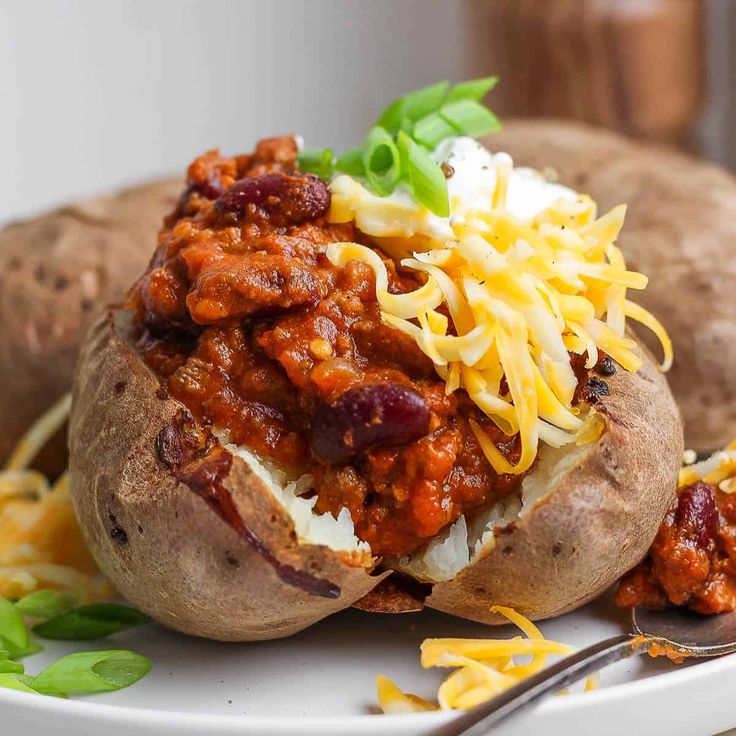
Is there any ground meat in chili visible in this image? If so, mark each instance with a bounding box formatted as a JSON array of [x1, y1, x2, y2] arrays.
[[130, 135, 590, 558], [617, 480, 736, 614]]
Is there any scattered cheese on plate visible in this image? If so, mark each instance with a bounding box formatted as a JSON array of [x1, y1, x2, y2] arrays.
[[0, 394, 112, 603], [376, 606, 597, 713]]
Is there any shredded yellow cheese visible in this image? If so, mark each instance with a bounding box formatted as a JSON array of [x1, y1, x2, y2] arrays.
[[376, 606, 598, 713], [679, 438, 736, 491], [327, 166, 671, 475], [4, 394, 72, 472], [0, 395, 112, 603]]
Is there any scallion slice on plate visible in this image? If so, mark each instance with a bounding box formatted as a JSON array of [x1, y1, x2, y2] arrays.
[[33, 603, 150, 641]]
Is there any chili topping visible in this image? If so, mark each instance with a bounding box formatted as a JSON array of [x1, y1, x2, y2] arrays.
[[130, 136, 592, 558]]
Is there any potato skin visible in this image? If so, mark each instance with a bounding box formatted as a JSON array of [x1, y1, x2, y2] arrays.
[[487, 120, 736, 451], [426, 346, 683, 624], [0, 179, 180, 474], [69, 310, 381, 641]]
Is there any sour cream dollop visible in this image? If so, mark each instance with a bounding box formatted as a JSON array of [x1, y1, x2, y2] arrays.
[[434, 136, 577, 224]]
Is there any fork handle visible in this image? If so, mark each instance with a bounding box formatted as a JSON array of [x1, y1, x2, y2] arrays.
[[434, 633, 646, 736]]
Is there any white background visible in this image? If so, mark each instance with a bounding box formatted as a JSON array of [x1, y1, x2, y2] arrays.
[[3, 1, 733, 224], [0, 0, 472, 221]]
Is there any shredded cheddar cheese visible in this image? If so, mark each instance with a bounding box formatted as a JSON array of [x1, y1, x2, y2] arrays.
[[376, 606, 598, 713], [679, 438, 736, 491], [327, 158, 671, 475], [0, 395, 112, 602]]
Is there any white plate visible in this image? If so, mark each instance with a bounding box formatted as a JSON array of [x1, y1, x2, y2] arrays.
[[4, 593, 736, 736]]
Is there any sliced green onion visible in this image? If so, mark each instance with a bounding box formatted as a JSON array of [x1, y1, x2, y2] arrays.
[[92, 651, 151, 690], [308, 77, 502, 213], [376, 81, 449, 132], [0, 636, 43, 660], [401, 81, 450, 122], [0, 673, 38, 694], [334, 146, 366, 177], [361, 127, 401, 197], [0, 598, 28, 650], [396, 131, 449, 217], [297, 147, 334, 180], [33, 604, 150, 641], [15, 591, 79, 620], [446, 76, 498, 103], [32, 650, 151, 696], [398, 116, 415, 135], [0, 659, 24, 674], [374, 97, 404, 136], [440, 99, 501, 138], [413, 111, 458, 149]]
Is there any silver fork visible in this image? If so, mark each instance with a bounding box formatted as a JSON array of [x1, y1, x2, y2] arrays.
[[434, 606, 736, 736]]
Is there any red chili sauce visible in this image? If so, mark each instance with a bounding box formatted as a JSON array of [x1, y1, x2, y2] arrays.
[[130, 136, 593, 558]]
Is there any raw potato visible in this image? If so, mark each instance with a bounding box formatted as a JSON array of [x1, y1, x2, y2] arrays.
[[0, 179, 180, 473], [486, 121, 736, 451], [426, 343, 682, 624], [70, 308, 681, 637], [69, 310, 381, 641]]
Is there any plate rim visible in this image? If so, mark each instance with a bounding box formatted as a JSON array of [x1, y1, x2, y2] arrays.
[[2, 649, 734, 728]]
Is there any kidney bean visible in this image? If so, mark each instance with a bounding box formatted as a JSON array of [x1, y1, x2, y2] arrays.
[[189, 177, 223, 200], [594, 354, 616, 377], [215, 173, 330, 226], [675, 481, 719, 550], [174, 178, 224, 219], [310, 384, 431, 465]]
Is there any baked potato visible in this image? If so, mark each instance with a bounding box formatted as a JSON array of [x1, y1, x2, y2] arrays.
[[488, 120, 736, 451], [0, 178, 180, 475], [69, 132, 682, 639], [71, 310, 681, 635]]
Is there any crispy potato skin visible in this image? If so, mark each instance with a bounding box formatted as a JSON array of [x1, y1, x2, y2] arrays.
[[426, 346, 683, 624], [486, 121, 736, 451], [0, 179, 180, 474], [69, 310, 381, 641]]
